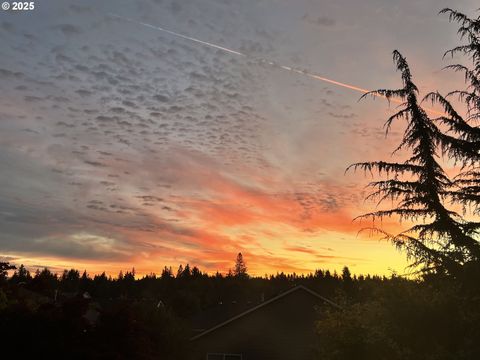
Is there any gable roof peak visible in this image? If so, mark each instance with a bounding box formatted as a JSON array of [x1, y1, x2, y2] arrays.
[[190, 284, 340, 341]]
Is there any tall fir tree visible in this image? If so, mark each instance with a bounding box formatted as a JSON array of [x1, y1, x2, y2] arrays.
[[233, 252, 248, 278], [427, 9, 480, 220], [349, 50, 480, 274]]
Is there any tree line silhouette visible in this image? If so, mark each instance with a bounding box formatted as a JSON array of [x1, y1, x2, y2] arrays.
[[0, 258, 385, 359]]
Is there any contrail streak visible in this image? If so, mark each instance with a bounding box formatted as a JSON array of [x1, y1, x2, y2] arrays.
[[109, 13, 246, 57], [108, 13, 442, 115], [108, 13, 371, 95]]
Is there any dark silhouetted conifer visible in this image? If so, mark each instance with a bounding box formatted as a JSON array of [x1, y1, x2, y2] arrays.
[[349, 50, 480, 274], [233, 252, 248, 278]]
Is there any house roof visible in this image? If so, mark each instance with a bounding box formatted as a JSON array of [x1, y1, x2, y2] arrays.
[[190, 285, 341, 341]]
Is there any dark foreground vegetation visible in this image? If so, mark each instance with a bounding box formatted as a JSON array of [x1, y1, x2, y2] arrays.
[[1, 5, 480, 360], [0, 260, 367, 359], [315, 268, 480, 360], [1, 262, 480, 359]]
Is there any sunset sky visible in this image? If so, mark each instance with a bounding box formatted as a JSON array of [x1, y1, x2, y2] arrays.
[[1, 0, 478, 276]]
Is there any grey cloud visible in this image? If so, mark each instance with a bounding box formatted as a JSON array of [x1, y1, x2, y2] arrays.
[[302, 14, 336, 27], [0, 21, 15, 33], [84, 160, 107, 167], [53, 24, 82, 36]]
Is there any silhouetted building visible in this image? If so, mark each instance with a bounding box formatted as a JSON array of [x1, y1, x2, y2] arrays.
[[190, 285, 339, 360]]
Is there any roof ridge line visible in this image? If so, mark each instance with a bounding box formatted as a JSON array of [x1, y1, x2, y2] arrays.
[[190, 285, 341, 341]]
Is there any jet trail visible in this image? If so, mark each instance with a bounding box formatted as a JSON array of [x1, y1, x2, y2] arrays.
[[109, 13, 442, 115], [109, 13, 246, 57], [109, 13, 371, 95]]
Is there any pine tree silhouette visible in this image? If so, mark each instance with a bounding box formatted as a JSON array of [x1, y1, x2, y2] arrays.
[[349, 50, 480, 274], [440, 8, 480, 119], [426, 9, 480, 221], [233, 252, 248, 278]]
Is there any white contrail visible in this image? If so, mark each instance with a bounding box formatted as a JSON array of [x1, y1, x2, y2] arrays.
[[108, 13, 370, 95], [109, 13, 246, 57], [108, 13, 443, 114]]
